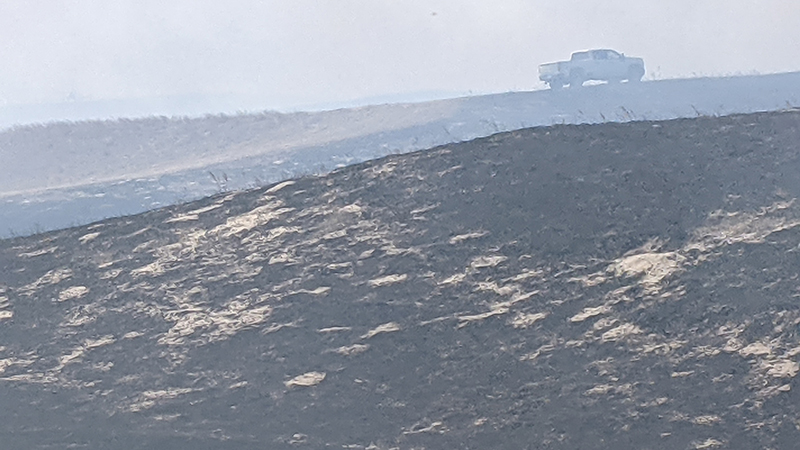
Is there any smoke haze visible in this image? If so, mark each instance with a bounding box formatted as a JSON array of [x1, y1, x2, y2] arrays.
[[1, 1, 798, 111]]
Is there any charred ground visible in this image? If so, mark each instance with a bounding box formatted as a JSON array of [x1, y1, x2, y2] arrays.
[[2, 110, 800, 449]]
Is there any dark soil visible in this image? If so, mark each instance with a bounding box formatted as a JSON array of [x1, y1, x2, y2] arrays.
[[2, 110, 800, 449]]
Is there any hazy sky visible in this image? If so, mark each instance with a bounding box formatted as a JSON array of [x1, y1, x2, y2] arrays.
[[1, 0, 799, 110]]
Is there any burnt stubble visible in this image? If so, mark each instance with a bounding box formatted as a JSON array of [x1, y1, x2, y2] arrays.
[[2, 110, 800, 449]]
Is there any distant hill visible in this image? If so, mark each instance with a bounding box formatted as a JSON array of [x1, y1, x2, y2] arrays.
[[2, 109, 800, 449], [1, 72, 799, 238]]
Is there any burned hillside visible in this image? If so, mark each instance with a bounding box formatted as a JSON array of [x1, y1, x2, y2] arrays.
[[2, 110, 800, 449]]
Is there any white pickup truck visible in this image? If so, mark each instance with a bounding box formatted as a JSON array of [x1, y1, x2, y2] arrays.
[[539, 49, 645, 89]]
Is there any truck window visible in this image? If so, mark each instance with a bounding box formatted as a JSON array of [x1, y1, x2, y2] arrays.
[[571, 52, 589, 61]]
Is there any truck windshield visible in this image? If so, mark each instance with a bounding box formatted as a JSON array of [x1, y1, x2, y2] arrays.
[[571, 52, 589, 61]]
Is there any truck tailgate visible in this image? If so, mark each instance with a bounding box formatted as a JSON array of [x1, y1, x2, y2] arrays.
[[538, 63, 561, 75]]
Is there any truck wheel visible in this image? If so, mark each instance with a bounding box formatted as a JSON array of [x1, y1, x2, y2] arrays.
[[548, 78, 565, 90], [569, 71, 584, 88], [627, 66, 644, 82]]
